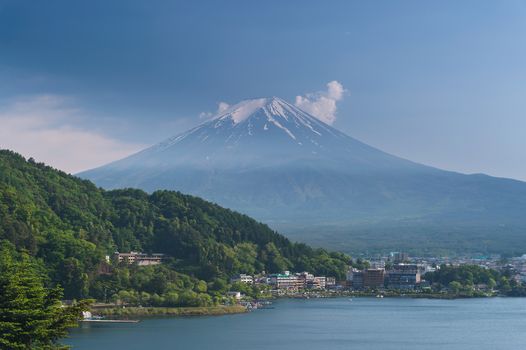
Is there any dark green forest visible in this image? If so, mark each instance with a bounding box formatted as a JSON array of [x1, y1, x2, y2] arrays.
[[0, 150, 349, 305]]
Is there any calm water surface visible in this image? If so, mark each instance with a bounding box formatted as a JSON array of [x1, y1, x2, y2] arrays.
[[65, 297, 526, 349]]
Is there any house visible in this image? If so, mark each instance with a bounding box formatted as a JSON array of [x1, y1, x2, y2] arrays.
[[227, 291, 243, 300], [114, 251, 164, 266]]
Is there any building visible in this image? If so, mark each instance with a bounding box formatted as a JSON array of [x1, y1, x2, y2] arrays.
[[114, 251, 164, 266], [370, 260, 386, 269], [307, 276, 326, 290], [266, 271, 335, 290], [326, 277, 336, 288], [351, 270, 364, 290], [387, 264, 421, 290], [227, 291, 242, 300], [97, 261, 112, 275], [230, 274, 254, 284], [269, 271, 304, 290], [390, 252, 410, 264], [363, 268, 385, 289], [346, 268, 354, 282]]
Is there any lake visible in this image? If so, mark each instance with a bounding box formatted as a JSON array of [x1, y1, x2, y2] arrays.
[[65, 297, 526, 349]]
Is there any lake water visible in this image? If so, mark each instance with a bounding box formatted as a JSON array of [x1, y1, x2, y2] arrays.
[[65, 297, 526, 349]]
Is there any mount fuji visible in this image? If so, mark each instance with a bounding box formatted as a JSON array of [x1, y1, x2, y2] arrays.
[[80, 97, 526, 254]]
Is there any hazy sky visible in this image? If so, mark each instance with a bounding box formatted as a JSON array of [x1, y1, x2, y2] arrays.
[[1, 0, 525, 179]]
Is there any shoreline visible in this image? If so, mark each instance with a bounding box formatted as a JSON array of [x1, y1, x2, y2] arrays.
[[92, 305, 248, 318], [88, 291, 509, 319], [271, 290, 499, 300]]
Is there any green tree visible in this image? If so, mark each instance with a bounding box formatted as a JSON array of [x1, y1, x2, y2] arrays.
[[60, 257, 89, 299], [448, 281, 462, 294], [0, 243, 87, 349], [261, 242, 291, 273], [499, 276, 512, 293], [209, 278, 228, 294], [163, 291, 179, 306], [234, 243, 258, 274], [194, 280, 208, 293], [487, 278, 497, 290]]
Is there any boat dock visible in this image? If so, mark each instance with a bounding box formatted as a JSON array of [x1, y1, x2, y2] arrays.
[[81, 311, 139, 323], [81, 319, 140, 323]]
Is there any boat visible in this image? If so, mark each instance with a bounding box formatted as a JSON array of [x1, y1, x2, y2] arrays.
[[81, 311, 140, 323]]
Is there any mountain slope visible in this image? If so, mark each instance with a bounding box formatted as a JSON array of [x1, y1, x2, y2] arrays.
[[79, 97, 526, 254], [80, 97, 436, 217], [0, 149, 349, 300]]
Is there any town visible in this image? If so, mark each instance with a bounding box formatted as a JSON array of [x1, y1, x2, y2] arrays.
[[108, 250, 526, 300], [227, 251, 526, 298]]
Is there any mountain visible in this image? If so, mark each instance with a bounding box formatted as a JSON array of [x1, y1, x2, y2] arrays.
[[79, 97, 526, 255], [0, 149, 349, 301]]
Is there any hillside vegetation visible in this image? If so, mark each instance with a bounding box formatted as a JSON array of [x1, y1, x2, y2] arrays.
[[0, 150, 349, 303]]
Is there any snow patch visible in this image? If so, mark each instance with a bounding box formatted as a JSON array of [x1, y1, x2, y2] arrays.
[[269, 119, 296, 140], [222, 98, 268, 124]]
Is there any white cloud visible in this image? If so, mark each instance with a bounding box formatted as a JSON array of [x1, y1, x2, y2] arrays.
[[198, 111, 213, 119], [217, 101, 230, 114], [294, 80, 346, 125], [0, 95, 145, 174], [199, 101, 231, 120]]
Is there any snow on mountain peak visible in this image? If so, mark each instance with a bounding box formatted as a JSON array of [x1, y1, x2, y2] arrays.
[[218, 98, 265, 124], [152, 96, 344, 152], [198, 96, 343, 144], [217, 97, 290, 124]]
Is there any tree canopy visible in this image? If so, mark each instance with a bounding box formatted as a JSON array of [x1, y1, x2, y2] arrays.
[[0, 149, 350, 303], [0, 242, 87, 349]]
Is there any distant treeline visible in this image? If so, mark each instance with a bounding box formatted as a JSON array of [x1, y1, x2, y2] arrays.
[[425, 264, 526, 296]]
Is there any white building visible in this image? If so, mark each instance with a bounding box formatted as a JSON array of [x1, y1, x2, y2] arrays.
[[230, 274, 254, 284], [269, 271, 304, 290], [227, 291, 242, 300]]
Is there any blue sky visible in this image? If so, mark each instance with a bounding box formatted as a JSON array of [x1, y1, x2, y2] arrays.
[[1, 0, 525, 178]]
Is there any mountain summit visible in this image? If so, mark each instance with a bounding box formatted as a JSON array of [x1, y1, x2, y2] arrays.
[[147, 96, 351, 165], [80, 96, 433, 213], [92, 96, 425, 171], [80, 97, 526, 254]]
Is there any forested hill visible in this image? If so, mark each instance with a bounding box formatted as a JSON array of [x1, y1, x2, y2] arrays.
[[0, 150, 349, 300]]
